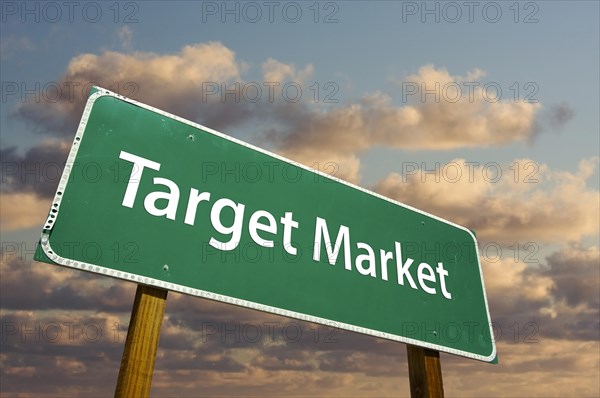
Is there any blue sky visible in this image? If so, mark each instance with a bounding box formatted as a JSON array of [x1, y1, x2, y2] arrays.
[[1, 1, 599, 397]]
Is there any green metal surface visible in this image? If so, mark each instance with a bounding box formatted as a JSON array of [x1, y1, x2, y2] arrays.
[[35, 88, 496, 362]]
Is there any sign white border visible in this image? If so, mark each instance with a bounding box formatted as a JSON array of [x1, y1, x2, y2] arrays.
[[39, 87, 497, 362]]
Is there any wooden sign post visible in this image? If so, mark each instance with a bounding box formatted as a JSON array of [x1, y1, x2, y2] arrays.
[[407, 345, 445, 398], [114, 285, 168, 398]]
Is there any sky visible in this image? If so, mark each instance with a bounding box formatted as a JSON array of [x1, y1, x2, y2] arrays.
[[1, 0, 599, 397]]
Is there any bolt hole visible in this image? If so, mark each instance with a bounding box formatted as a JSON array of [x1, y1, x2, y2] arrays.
[[163, 264, 169, 272]]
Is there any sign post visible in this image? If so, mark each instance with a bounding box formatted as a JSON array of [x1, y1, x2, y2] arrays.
[[114, 284, 168, 398], [407, 345, 444, 398], [34, 87, 497, 397]]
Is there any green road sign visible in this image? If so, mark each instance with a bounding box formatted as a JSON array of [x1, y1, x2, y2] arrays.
[[36, 87, 496, 362]]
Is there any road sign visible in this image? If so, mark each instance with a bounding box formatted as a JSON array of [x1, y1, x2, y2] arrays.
[[36, 87, 496, 362]]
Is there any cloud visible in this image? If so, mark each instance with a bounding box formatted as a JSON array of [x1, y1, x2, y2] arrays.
[[12, 45, 549, 185], [442, 338, 600, 397], [0, 193, 52, 231], [374, 157, 599, 245], [1, 140, 70, 199], [13, 42, 246, 134], [2, 240, 599, 396], [0, 249, 135, 311], [398, 65, 541, 150], [0, 35, 35, 58], [262, 58, 314, 84], [117, 26, 133, 50], [541, 102, 576, 132], [482, 256, 554, 324], [481, 243, 599, 342], [546, 245, 599, 308], [0, 309, 126, 397], [1, 249, 412, 396], [271, 65, 542, 182]]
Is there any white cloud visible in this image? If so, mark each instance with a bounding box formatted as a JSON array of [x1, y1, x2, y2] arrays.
[[0, 35, 35, 58], [13, 45, 548, 186], [273, 65, 542, 182], [117, 26, 133, 50], [0, 193, 51, 231], [374, 158, 599, 244], [262, 58, 314, 84], [14, 42, 245, 133]]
